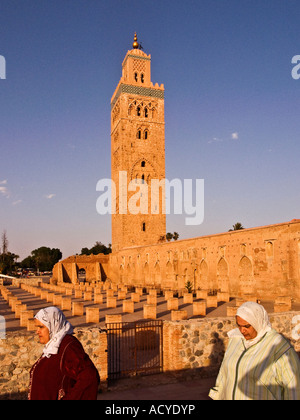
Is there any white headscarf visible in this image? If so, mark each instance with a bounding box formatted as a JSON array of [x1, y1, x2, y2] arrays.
[[228, 301, 272, 349], [35, 306, 74, 358]]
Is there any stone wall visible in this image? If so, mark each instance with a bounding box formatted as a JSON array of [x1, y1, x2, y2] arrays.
[[1, 312, 299, 399], [0, 328, 107, 400], [108, 220, 300, 301], [163, 311, 300, 378]]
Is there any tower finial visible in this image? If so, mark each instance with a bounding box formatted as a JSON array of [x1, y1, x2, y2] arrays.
[[132, 32, 139, 49]]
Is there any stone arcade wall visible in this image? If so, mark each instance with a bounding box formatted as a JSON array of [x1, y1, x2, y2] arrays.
[[1, 312, 299, 399], [108, 220, 300, 301]]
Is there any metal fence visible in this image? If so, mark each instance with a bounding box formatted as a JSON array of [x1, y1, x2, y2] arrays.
[[106, 320, 163, 382]]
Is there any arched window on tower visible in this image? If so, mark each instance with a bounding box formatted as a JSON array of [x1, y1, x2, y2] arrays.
[[137, 106, 141, 116], [141, 73, 144, 83], [142, 223, 146, 232], [137, 129, 142, 139], [144, 129, 148, 140], [144, 107, 148, 118], [141, 161, 146, 168], [134, 72, 138, 82]]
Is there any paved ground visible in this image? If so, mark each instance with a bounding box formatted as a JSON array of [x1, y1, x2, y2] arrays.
[[98, 375, 216, 400]]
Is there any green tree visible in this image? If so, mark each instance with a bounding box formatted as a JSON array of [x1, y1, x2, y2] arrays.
[[21, 247, 62, 272], [80, 241, 112, 256], [0, 230, 19, 274], [173, 232, 179, 241], [166, 232, 173, 242], [229, 222, 245, 231]]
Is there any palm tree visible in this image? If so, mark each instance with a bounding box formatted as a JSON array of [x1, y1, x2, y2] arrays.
[[229, 222, 245, 232], [166, 232, 173, 242], [173, 232, 179, 241]]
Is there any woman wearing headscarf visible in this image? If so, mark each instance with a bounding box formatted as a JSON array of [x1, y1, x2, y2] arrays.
[[209, 301, 300, 400], [28, 306, 100, 400]]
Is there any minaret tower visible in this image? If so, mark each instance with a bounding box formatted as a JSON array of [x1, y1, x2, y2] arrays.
[[111, 33, 166, 252]]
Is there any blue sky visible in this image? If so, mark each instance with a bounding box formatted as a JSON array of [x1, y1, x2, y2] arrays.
[[0, 0, 300, 260]]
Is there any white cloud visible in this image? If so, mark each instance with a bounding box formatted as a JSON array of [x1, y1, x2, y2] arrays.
[[0, 180, 9, 197], [0, 186, 8, 196], [231, 132, 239, 140], [45, 194, 56, 200]]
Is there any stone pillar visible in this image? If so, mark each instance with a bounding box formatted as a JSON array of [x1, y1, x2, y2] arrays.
[[72, 302, 84, 316], [123, 300, 134, 314], [94, 293, 103, 304], [193, 301, 206, 316], [171, 310, 187, 321], [86, 307, 100, 323], [206, 295, 218, 308], [183, 293, 193, 304], [105, 314, 122, 324], [147, 295, 157, 305], [107, 297, 117, 308], [143, 304, 156, 319], [167, 298, 178, 311], [61, 297, 72, 311]]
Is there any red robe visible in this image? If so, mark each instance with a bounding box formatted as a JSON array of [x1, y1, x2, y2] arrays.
[[29, 335, 100, 400]]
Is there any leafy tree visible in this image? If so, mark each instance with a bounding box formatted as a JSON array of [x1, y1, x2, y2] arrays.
[[21, 247, 62, 272], [229, 222, 245, 231], [80, 241, 112, 256], [0, 230, 19, 274], [173, 232, 179, 241], [185, 280, 193, 293], [166, 233, 174, 242]]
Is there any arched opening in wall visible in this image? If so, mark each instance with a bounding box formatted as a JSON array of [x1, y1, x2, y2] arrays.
[[266, 241, 274, 259], [217, 258, 229, 293], [134, 72, 138, 82], [153, 262, 161, 286], [183, 268, 189, 289], [199, 260, 209, 290], [144, 262, 151, 286], [125, 264, 132, 286], [119, 265, 124, 284], [239, 256, 255, 295], [141, 73, 144, 83], [165, 261, 174, 289], [78, 268, 86, 284]]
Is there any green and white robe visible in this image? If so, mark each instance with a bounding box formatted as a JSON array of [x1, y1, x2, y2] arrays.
[[209, 329, 300, 400]]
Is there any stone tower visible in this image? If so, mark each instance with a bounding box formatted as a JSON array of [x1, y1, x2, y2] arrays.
[[111, 34, 166, 252]]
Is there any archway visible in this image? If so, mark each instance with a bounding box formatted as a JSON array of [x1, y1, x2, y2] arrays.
[[217, 258, 229, 292], [78, 268, 86, 284], [199, 260, 209, 290], [239, 256, 254, 295]]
